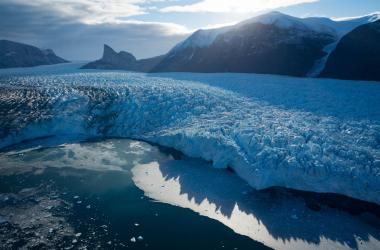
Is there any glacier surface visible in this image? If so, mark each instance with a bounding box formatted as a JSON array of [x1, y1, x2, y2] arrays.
[[0, 63, 380, 204]]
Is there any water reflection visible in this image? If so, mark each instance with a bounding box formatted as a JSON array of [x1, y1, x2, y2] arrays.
[[1, 138, 379, 250], [132, 159, 380, 250]]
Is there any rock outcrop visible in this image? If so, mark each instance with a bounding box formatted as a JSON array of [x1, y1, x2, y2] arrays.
[[81, 45, 164, 72]]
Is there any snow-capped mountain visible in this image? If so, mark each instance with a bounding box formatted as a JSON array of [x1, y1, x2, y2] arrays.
[[331, 12, 380, 36], [151, 11, 380, 78], [82, 11, 380, 80], [152, 12, 336, 76], [171, 11, 380, 50]]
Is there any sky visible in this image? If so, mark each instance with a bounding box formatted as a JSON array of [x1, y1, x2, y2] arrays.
[[1, 0, 379, 60]]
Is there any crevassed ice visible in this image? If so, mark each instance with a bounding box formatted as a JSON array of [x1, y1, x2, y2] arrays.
[[0, 70, 379, 204]]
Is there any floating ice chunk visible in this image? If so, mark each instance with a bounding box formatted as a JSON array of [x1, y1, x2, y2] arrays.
[[137, 236, 143, 241], [130, 237, 136, 243]]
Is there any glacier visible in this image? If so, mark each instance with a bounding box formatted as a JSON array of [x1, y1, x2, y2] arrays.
[[0, 63, 380, 205]]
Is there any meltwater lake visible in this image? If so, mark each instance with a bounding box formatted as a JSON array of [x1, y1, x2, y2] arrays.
[[0, 63, 380, 250]]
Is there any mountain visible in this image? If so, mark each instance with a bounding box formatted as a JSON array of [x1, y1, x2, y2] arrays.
[[320, 20, 380, 81], [152, 12, 380, 77], [152, 12, 337, 76], [0, 40, 68, 68], [82, 12, 380, 80], [81, 44, 164, 72]]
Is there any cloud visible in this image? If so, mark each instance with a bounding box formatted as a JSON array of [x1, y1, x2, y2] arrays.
[[0, 1, 190, 60], [2, 0, 169, 24], [161, 0, 318, 13]]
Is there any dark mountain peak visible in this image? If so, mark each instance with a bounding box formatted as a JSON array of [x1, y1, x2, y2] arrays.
[[98, 44, 137, 67], [320, 20, 380, 81], [103, 44, 118, 58], [82, 44, 163, 72], [0, 39, 68, 68]]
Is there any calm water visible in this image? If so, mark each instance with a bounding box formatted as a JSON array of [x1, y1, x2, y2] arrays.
[[0, 138, 379, 250], [0, 139, 269, 250]]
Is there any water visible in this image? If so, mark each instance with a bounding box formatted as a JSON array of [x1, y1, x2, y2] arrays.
[[0, 138, 379, 250], [0, 139, 269, 250], [0, 63, 380, 249]]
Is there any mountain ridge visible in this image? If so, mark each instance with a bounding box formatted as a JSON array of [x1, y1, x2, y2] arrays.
[[0, 40, 68, 69], [82, 11, 380, 81]]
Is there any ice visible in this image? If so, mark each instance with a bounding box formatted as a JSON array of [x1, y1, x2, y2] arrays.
[[132, 159, 380, 250], [307, 41, 339, 77], [0, 64, 380, 205], [130, 237, 136, 243]]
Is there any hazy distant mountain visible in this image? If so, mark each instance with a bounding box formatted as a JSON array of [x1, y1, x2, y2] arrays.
[[81, 44, 164, 72], [320, 20, 380, 81], [0, 40, 68, 68]]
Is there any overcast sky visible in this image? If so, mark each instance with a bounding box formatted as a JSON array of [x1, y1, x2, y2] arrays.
[[1, 0, 379, 60]]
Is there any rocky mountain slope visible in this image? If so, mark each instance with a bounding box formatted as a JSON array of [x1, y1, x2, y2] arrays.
[[320, 20, 380, 81], [0, 40, 68, 68]]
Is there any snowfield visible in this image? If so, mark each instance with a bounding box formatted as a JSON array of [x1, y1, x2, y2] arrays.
[[0, 63, 380, 204]]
